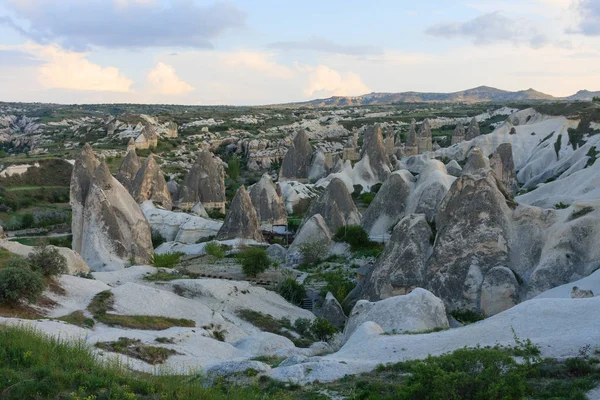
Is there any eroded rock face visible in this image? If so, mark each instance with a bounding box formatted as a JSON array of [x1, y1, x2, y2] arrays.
[[287, 214, 332, 264], [480, 266, 519, 316], [345, 288, 449, 339], [316, 292, 347, 329], [302, 177, 361, 234], [116, 149, 140, 189], [404, 119, 419, 157], [462, 147, 490, 175], [248, 174, 287, 227], [70, 144, 100, 254], [131, 155, 172, 210], [417, 119, 432, 153], [466, 117, 481, 140], [406, 160, 455, 223], [216, 186, 264, 242], [191, 201, 209, 218], [279, 130, 313, 182], [76, 160, 153, 269], [361, 170, 414, 237], [490, 143, 518, 196], [178, 151, 226, 212], [358, 124, 392, 183], [446, 160, 462, 177], [361, 214, 433, 301], [451, 123, 465, 145], [427, 170, 512, 311]]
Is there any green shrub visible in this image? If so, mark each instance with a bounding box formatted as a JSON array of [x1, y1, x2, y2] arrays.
[[450, 309, 485, 324], [555, 202, 570, 209], [334, 225, 371, 250], [27, 245, 67, 276], [0, 264, 45, 305], [238, 247, 270, 277], [311, 317, 337, 341], [152, 252, 182, 269], [298, 240, 330, 266], [320, 271, 355, 303], [277, 278, 306, 306], [205, 241, 226, 259], [227, 155, 241, 181]]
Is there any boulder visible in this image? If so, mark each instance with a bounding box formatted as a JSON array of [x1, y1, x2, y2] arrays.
[[131, 154, 172, 210], [77, 161, 154, 269], [466, 117, 481, 140], [267, 244, 286, 263], [490, 143, 519, 196], [279, 130, 313, 182], [0, 241, 90, 275], [70, 144, 100, 254], [345, 288, 449, 339], [191, 201, 209, 218], [287, 214, 332, 264], [479, 266, 519, 316], [216, 186, 264, 242], [234, 332, 295, 356], [445, 160, 462, 177], [361, 171, 414, 237], [427, 170, 512, 311], [302, 177, 361, 234], [178, 151, 226, 212], [461, 147, 490, 175], [360, 214, 433, 301], [316, 292, 347, 329], [571, 286, 594, 299], [248, 174, 287, 227], [115, 149, 140, 189]]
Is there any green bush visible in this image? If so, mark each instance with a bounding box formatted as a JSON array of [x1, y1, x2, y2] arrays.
[[334, 225, 371, 250], [0, 263, 45, 305], [152, 252, 182, 269], [311, 317, 337, 341], [298, 240, 330, 266], [277, 278, 305, 306], [238, 247, 271, 278], [227, 155, 241, 181], [450, 309, 485, 325], [205, 241, 226, 259], [320, 271, 355, 303], [27, 245, 67, 276]]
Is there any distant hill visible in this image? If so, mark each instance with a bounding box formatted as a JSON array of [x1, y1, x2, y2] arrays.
[[281, 86, 599, 107]]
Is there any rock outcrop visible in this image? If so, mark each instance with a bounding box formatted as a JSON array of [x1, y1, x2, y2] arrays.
[[451, 123, 465, 145], [406, 160, 455, 223], [115, 148, 140, 189], [445, 160, 462, 177], [191, 201, 209, 218], [178, 151, 226, 212], [316, 292, 347, 329], [0, 241, 90, 275], [279, 130, 313, 182], [287, 214, 332, 264], [131, 154, 172, 210], [248, 174, 287, 228], [403, 119, 418, 157], [345, 288, 449, 339], [360, 214, 433, 301], [216, 186, 264, 242], [361, 170, 414, 237], [466, 117, 481, 140], [479, 266, 519, 316], [70, 144, 100, 254], [417, 119, 432, 153], [462, 147, 490, 175], [302, 177, 361, 234], [356, 124, 392, 184], [427, 170, 512, 311], [74, 158, 153, 269], [490, 143, 518, 196]]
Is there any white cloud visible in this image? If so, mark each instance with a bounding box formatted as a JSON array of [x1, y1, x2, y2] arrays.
[[218, 51, 295, 79], [25, 44, 133, 92], [301, 65, 370, 97], [147, 62, 194, 95]]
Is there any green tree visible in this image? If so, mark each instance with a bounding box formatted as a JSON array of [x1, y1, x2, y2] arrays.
[[238, 247, 270, 278], [227, 155, 241, 182], [593, 96, 600, 102], [28, 245, 67, 276], [0, 262, 45, 305]]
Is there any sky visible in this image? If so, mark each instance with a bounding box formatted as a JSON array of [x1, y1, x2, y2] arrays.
[[0, 0, 599, 105]]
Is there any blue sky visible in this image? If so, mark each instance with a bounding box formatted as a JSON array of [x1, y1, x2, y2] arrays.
[[0, 0, 598, 104]]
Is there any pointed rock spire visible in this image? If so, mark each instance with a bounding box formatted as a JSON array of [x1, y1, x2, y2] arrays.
[[451, 123, 465, 145], [178, 151, 226, 212], [248, 174, 287, 227], [279, 129, 313, 182], [216, 186, 264, 242], [466, 117, 481, 140], [131, 154, 173, 210], [302, 177, 361, 233], [116, 148, 140, 189]]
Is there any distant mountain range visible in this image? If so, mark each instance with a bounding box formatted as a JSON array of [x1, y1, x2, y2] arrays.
[[282, 86, 600, 107]]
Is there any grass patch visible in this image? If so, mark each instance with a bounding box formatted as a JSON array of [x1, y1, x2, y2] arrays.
[[144, 270, 183, 282], [87, 290, 114, 316], [152, 252, 183, 269], [57, 310, 95, 328], [570, 206, 594, 220], [95, 337, 178, 365], [586, 146, 599, 168], [236, 309, 314, 348], [96, 314, 195, 330], [0, 325, 277, 399], [555, 202, 570, 209]]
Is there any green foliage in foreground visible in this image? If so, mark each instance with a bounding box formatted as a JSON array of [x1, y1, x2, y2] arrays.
[[1, 325, 599, 400], [0, 263, 45, 305], [204, 241, 227, 259], [152, 252, 182, 269], [237, 247, 271, 278]]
